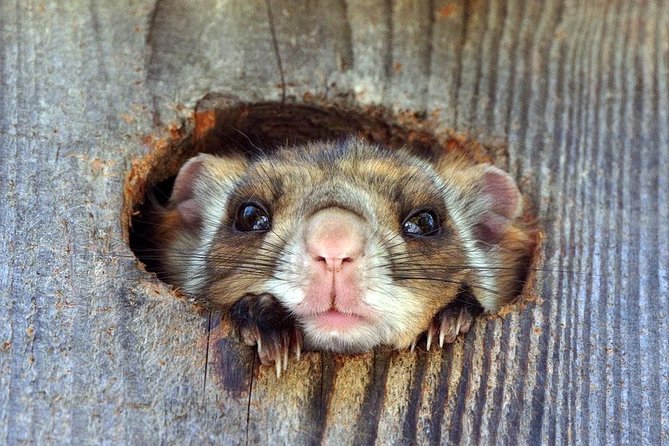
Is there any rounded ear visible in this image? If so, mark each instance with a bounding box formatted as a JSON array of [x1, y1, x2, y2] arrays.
[[169, 153, 246, 228], [169, 155, 212, 228], [472, 165, 523, 244], [171, 155, 208, 204]]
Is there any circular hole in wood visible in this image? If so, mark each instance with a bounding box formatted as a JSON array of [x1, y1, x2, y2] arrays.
[[122, 93, 542, 312]]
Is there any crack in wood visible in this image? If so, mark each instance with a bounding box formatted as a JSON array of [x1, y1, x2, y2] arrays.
[[265, 0, 286, 105], [202, 310, 211, 393]]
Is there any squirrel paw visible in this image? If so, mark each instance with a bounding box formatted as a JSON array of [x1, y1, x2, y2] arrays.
[[230, 293, 303, 377]]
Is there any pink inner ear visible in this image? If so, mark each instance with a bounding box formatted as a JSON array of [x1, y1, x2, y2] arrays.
[[474, 167, 522, 244], [480, 167, 521, 220], [171, 157, 205, 204], [170, 157, 207, 228], [176, 199, 202, 227]]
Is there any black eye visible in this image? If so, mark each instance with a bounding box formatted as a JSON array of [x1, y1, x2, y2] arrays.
[[235, 203, 271, 232], [402, 210, 440, 237]]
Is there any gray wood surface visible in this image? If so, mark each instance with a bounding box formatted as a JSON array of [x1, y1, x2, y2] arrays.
[[1, 0, 667, 444]]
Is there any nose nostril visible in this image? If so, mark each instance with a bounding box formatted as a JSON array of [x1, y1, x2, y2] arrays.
[[312, 255, 357, 271]]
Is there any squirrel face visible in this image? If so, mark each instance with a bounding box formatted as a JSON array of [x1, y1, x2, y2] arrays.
[[156, 138, 533, 354]]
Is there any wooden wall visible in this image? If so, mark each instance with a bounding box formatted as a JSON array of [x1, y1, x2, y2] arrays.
[[1, 1, 667, 444]]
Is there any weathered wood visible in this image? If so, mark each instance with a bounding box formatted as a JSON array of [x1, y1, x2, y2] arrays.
[[1, 0, 667, 444]]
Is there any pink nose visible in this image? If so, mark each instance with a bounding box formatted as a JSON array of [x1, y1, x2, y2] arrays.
[[305, 208, 366, 273]]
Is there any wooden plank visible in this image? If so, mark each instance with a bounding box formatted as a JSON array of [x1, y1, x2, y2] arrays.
[[0, 0, 667, 444]]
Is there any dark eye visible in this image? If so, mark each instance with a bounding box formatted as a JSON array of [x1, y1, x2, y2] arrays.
[[402, 210, 440, 237], [235, 203, 271, 232]]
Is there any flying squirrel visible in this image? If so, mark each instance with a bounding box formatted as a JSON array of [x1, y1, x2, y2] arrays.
[[150, 138, 534, 375]]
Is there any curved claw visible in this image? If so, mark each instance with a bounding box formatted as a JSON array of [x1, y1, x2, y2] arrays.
[[426, 323, 437, 350], [276, 340, 282, 376], [255, 326, 304, 376], [416, 302, 479, 352], [230, 293, 303, 376], [439, 316, 448, 348]]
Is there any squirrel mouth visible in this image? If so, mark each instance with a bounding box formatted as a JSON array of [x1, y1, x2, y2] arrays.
[[310, 309, 368, 332]]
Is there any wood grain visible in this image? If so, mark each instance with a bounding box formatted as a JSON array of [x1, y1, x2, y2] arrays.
[[1, 0, 667, 444]]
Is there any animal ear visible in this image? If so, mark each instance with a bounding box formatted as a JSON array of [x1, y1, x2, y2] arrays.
[[169, 153, 246, 228], [169, 155, 211, 228], [171, 155, 207, 203], [470, 165, 523, 244]]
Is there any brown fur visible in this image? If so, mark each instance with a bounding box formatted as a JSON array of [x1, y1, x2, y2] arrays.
[[153, 138, 535, 351]]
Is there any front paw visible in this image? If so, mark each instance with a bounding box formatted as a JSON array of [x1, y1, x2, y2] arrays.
[[412, 296, 483, 351], [229, 293, 303, 376]]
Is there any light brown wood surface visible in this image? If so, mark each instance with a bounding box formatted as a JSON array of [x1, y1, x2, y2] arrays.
[[1, 1, 667, 444]]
